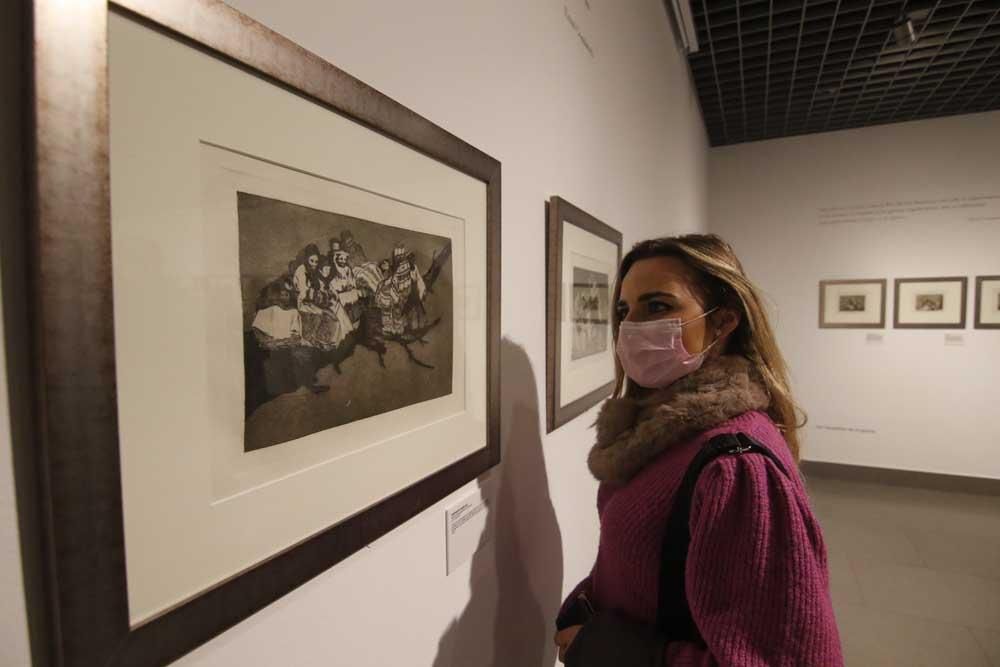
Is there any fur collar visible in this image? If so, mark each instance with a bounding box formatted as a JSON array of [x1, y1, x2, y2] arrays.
[[588, 355, 770, 483]]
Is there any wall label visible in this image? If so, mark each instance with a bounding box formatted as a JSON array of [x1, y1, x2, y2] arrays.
[[445, 490, 493, 575], [814, 424, 877, 435], [816, 194, 1000, 226]]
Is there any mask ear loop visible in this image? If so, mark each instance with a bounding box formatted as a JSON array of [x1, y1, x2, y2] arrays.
[[698, 334, 721, 358], [680, 306, 719, 328], [686, 306, 722, 358]]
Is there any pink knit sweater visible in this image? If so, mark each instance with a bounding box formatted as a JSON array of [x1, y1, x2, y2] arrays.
[[562, 410, 843, 666]]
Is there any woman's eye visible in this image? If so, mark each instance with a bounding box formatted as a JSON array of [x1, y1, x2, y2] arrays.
[[647, 301, 672, 314]]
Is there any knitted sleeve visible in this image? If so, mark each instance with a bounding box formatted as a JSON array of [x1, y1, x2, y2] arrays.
[[555, 574, 594, 631], [665, 453, 844, 667]]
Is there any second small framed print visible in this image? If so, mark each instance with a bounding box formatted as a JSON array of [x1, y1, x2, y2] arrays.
[[546, 197, 622, 433], [894, 277, 968, 329], [975, 276, 1000, 329], [819, 279, 887, 328]]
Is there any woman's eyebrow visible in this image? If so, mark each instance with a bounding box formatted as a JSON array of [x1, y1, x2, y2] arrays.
[[637, 291, 676, 302]]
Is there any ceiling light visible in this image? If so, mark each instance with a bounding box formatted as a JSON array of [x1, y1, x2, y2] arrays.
[[887, 5, 931, 50], [894, 17, 918, 46], [665, 0, 700, 54]]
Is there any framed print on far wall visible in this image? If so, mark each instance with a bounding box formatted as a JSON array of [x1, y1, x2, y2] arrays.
[[894, 277, 968, 329], [818, 279, 887, 328], [22, 1, 500, 665], [975, 276, 1000, 329], [546, 196, 622, 433]]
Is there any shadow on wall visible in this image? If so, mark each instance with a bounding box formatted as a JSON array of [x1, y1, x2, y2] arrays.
[[432, 339, 564, 667]]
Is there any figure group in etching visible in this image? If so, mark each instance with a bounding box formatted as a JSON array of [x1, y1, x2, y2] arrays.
[[251, 230, 443, 352]]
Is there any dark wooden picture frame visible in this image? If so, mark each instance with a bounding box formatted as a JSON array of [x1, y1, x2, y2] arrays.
[[975, 275, 1000, 329], [546, 196, 622, 433], [20, 1, 501, 665], [894, 277, 968, 329], [818, 279, 887, 329]]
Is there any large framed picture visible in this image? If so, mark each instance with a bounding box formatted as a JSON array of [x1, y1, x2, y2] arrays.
[[21, 1, 500, 665], [818, 279, 887, 329], [894, 277, 968, 329], [546, 197, 622, 433], [975, 276, 1000, 329]]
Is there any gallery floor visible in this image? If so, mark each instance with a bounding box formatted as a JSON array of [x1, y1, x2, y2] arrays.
[[808, 475, 1000, 666]]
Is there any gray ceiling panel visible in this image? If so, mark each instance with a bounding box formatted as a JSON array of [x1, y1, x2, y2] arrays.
[[687, 0, 1000, 144]]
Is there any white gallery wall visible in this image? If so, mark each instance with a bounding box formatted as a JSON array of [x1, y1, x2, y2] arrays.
[[1, 0, 708, 666], [710, 110, 1000, 480]]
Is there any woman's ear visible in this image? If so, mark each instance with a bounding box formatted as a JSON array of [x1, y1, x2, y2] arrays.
[[713, 307, 741, 340]]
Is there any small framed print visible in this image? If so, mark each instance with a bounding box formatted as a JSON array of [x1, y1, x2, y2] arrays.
[[818, 279, 887, 328], [975, 276, 1000, 329], [546, 197, 622, 433], [894, 277, 968, 329]]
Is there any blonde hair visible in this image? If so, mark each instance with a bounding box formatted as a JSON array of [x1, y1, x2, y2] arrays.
[[611, 234, 805, 461]]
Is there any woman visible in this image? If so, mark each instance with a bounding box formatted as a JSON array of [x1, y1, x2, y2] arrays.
[[293, 244, 322, 310], [554, 235, 842, 666], [328, 241, 363, 324], [251, 260, 301, 346], [375, 259, 405, 336], [309, 258, 353, 350], [292, 244, 325, 345]]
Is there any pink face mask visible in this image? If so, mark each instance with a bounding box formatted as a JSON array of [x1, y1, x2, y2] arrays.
[[615, 308, 718, 390]]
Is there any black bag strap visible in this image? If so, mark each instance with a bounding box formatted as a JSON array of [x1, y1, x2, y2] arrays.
[[655, 431, 790, 643]]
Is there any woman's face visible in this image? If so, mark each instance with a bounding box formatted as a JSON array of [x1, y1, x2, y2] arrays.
[[307, 254, 319, 270], [617, 256, 716, 355]]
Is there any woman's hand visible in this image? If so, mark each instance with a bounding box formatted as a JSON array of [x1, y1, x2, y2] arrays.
[[554, 625, 582, 663]]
